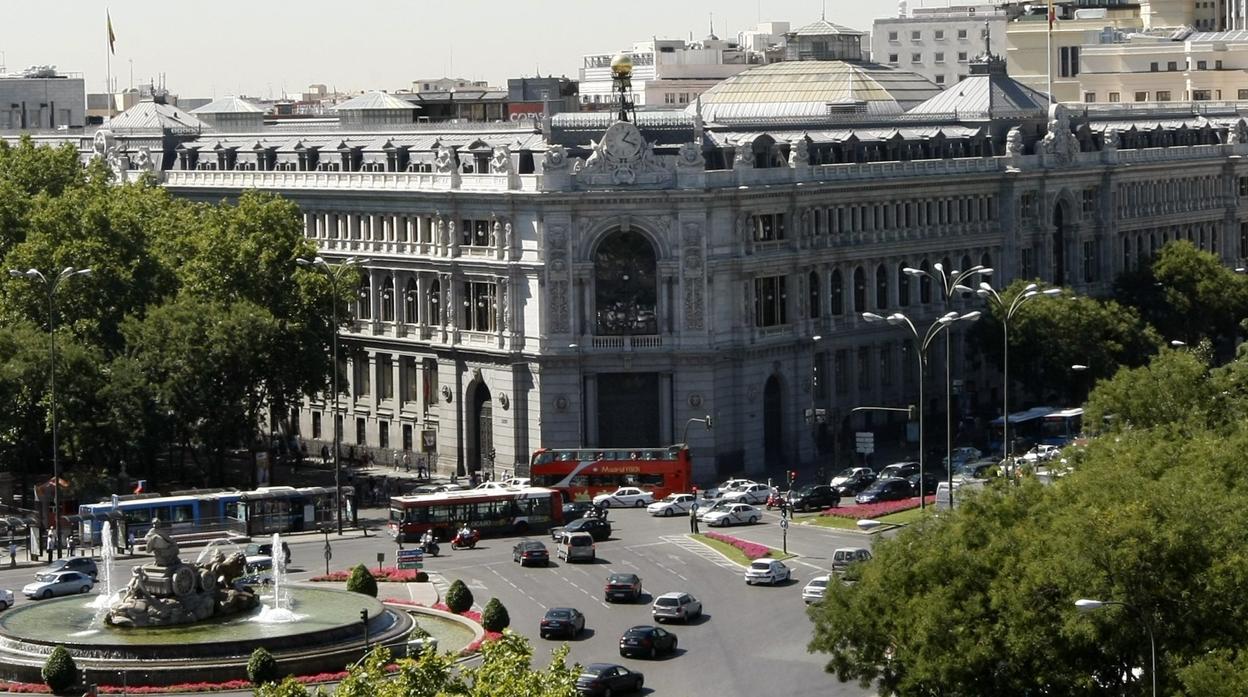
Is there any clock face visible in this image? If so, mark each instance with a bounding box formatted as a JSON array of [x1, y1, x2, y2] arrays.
[[603, 122, 643, 160]]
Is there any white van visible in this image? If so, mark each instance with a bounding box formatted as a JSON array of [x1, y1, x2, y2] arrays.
[[556, 531, 596, 562]]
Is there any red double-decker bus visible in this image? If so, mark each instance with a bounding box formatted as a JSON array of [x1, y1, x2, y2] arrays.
[[388, 487, 564, 543], [529, 446, 692, 501]]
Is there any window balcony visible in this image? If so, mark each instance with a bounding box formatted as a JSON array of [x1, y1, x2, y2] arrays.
[[587, 335, 664, 351]]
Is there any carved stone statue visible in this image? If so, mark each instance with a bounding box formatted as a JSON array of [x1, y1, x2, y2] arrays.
[[1231, 119, 1248, 145], [1040, 104, 1081, 165], [489, 217, 500, 247], [1006, 127, 1024, 158], [503, 221, 514, 259], [676, 142, 705, 169], [1103, 128, 1120, 153], [91, 128, 116, 162], [489, 145, 513, 175], [543, 145, 570, 171], [134, 146, 155, 173], [788, 138, 811, 168], [105, 521, 259, 628], [433, 146, 457, 173], [733, 144, 755, 169], [582, 138, 607, 174]]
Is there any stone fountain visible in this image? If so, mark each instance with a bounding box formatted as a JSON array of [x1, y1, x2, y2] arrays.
[[105, 518, 259, 628]]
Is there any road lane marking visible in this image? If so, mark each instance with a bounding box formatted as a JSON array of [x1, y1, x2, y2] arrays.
[[659, 534, 740, 571]]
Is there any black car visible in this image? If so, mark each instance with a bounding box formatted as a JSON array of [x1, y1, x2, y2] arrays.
[[248, 542, 292, 566], [46, 556, 98, 579], [551, 516, 612, 542], [618, 624, 678, 659], [907, 472, 943, 496], [512, 540, 550, 567], [878, 462, 921, 481], [787, 484, 841, 512], [854, 478, 914, 504], [576, 663, 644, 696], [562, 501, 595, 523], [540, 607, 585, 639], [604, 573, 642, 602], [832, 470, 878, 497]]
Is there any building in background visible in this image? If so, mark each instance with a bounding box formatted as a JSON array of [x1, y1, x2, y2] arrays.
[[411, 77, 490, 93], [1078, 28, 1248, 103], [1005, 2, 1146, 103], [507, 76, 579, 121], [873, 3, 1008, 88], [0, 66, 85, 130]]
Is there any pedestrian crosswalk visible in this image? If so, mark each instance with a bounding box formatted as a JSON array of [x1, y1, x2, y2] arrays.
[[659, 534, 741, 571]]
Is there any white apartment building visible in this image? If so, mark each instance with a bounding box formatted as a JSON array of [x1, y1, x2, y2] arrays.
[[1080, 29, 1248, 103], [873, 4, 1007, 88]]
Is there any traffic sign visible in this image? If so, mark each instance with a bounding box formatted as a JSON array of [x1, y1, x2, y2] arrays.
[[398, 548, 424, 570], [779, 518, 789, 530], [855, 431, 875, 455]]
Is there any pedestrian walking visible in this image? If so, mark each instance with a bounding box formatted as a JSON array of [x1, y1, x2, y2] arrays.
[[320, 444, 330, 464], [689, 502, 700, 534], [126, 530, 135, 556], [8, 541, 16, 568]]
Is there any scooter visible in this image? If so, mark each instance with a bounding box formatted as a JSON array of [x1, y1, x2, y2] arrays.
[[418, 539, 440, 557], [451, 529, 480, 550]]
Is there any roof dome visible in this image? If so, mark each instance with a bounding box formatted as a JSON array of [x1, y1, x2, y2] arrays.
[[689, 61, 941, 121]]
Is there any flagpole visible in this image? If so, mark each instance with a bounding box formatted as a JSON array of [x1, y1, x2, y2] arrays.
[[1046, 0, 1054, 106], [106, 10, 113, 120]]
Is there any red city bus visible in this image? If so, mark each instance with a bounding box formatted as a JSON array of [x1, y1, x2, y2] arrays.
[[529, 446, 692, 501], [388, 487, 564, 543]]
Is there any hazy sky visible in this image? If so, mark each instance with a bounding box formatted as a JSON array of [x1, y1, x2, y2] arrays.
[[5, 0, 918, 99]]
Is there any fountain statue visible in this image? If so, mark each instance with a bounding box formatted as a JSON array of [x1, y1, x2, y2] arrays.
[[105, 518, 259, 628]]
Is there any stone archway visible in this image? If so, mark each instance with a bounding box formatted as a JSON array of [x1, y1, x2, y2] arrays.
[[763, 375, 784, 469], [467, 381, 493, 477], [593, 229, 659, 335]]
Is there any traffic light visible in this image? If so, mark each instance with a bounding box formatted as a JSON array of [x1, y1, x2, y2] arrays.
[[788, 470, 798, 486], [704, 416, 714, 429], [360, 609, 369, 625], [908, 404, 918, 421]]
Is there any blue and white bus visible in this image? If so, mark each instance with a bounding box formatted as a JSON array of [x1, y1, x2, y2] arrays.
[[1040, 408, 1084, 446]]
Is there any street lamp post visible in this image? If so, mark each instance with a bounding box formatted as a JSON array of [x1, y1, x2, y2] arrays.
[[8, 267, 92, 560], [863, 311, 977, 510], [296, 256, 370, 536], [904, 263, 991, 509], [1075, 598, 1157, 697], [569, 343, 584, 448], [977, 283, 1061, 471]]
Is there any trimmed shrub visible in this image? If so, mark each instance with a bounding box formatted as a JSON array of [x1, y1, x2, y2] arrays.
[[445, 579, 473, 614], [415, 570, 429, 582], [480, 598, 510, 632], [42, 645, 78, 693], [247, 646, 281, 685], [345, 564, 378, 597]]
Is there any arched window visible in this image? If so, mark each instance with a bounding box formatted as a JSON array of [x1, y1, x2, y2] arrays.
[[357, 276, 372, 321], [919, 260, 932, 304], [808, 271, 821, 319], [594, 230, 659, 335], [897, 262, 911, 307], [380, 276, 395, 322], [980, 252, 992, 270], [830, 269, 844, 315], [853, 267, 867, 313], [1122, 237, 1131, 272], [404, 278, 418, 323], [428, 277, 442, 325], [875, 264, 889, 309], [961, 254, 973, 273]]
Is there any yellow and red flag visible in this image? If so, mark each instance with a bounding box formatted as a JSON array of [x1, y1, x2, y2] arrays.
[[1048, 0, 1056, 30], [107, 11, 116, 55]]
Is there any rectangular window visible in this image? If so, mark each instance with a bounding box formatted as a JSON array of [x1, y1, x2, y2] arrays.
[[888, 53, 899, 63], [1150, 62, 1159, 72], [1167, 61, 1178, 71], [1135, 91, 1149, 102], [1082, 187, 1098, 215], [462, 281, 498, 332], [857, 347, 872, 391], [1020, 192, 1037, 221], [356, 417, 367, 445], [460, 219, 492, 247], [834, 350, 848, 395], [958, 51, 968, 62], [888, 31, 898, 41], [1198, 60, 1208, 70], [402, 357, 420, 403], [312, 411, 322, 439], [1109, 92, 1120, 102], [935, 74, 946, 85], [1060, 46, 1080, 77], [911, 53, 922, 63], [958, 29, 968, 39], [379, 421, 390, 449], [1217, 60, 1224, 70], [934, 52, 945, 63], [1083, 240, 1097, 282], [934, 30, 945, 40], [354, 354, 371, 397], [879, 344, 893, 387], [1020, 248, 1035, 279], [911, 30, 921, 40], [1157, 90, 1172, 101], [753, 276, 788, 327], [1084, 92, 1096, 103], [378, 354, 394, 399], [402, 424, 413, 451], [422, 358, 438, 414], [753, 213, 787, 242], [1193, 89, 1212, 101]]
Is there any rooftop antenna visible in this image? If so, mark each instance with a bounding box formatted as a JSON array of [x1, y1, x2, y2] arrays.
[[984, 19, 991, 56], [822, 0, 826, 21], [709, 12, 714, 37]]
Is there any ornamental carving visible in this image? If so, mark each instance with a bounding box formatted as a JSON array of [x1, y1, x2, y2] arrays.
[[489, 216, 500, 247], [500, 278, 511, 331], [448, 220, 460, 256], [1041, 104, 1080, 166], [577, 121, 673, 187], [434, 146, 457, 173], [543, 145, 570, 171], [788, 138, 811, 168], [504, 221, 514, 260], [733, 145, 754, 169], [1006, 127, 1024, 159], [676, 142, 705, 169], [489, 145, 513, 175], [684, 284, 704, 330], [549, 279, 569, 333]]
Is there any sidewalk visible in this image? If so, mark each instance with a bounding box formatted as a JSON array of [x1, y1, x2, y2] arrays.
[[376, 574, 441, 606]]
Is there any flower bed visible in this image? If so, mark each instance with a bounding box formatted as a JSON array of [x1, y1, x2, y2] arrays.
[[820, 496, 934, 520], [703, 531, 772, 560], [310, 566, 427, 583]]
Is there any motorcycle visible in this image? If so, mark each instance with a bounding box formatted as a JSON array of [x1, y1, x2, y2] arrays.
[[451, 529, 480, 550], [418, 538, 440, 557], [765, 492, 788, 511]]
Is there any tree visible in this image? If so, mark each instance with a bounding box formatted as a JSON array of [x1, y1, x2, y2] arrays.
[[807, 417, 1248, 696], [345, 564, 378, 597], [41, 645, 78, 693], [254, 676, 322, 697], [445, 579, 473, 613], [970, 280, 1160, 406], [481, 597, 511, 632], [1084, 345, 1216, 432], [247, 646, 281, 685]]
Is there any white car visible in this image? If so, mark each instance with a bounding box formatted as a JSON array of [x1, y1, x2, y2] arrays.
[[744, 559, 791, 585], [802, 575, 830, 604], [651, 591, 703, 623], [474, 481, 513, 491], [695, 499, 730, 521], [705, 478, 758, 498], [1021, 445, 1061, 463], [592, 487, 655, 508], [647, 493, 697, 517], [0, 588, 12, 610], [502, 477, 530, 488], [722, 483, 773, 505], [702, 503, 761, 527]]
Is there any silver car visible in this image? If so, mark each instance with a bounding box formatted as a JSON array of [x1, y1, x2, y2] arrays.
[[651, 592, 702, 623], [802, 575, 830, 604], [22, 570, 95, 599]]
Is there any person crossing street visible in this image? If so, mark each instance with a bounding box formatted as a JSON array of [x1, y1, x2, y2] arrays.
[[689, 500, 700, 534]]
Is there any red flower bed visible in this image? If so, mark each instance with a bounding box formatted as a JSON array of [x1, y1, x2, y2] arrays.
[[310, 566, 427, 583], [702, 531, 773, 560], [820, 496, 934, 520]]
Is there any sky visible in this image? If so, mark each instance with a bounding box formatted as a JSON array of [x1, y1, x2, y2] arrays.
[[4, 0, 917, 99]]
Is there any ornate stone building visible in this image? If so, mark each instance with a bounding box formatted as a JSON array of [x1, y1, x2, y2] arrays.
[[8, 36, 1248, 484]]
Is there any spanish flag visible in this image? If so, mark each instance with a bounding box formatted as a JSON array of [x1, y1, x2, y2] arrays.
[[107, 11, 116, 55], [1048, 0, 1056, 30]]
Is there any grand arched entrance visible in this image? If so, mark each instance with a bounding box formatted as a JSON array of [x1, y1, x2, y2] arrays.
[[763, 376, 784, 469], [594, 230, 658, 335], [467, 382, 493, 476]]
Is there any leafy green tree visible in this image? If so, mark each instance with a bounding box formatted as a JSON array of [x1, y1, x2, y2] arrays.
[[445, 579, 473, 613], [247, 646, 281, 685], [41, 645, 78, 693], [345, 564, 378, 597], [253, 675, 322, 697], [970, 280, 1160, 405], [1084, 345, 1215, 432], [0, 136, 85, 198], [481, 597, 510, 632]]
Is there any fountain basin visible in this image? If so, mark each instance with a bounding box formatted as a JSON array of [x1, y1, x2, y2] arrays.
[[0, 586, 457, 686]]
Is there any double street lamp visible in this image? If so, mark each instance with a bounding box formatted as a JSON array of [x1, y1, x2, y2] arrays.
[[1075, 598, 1157, 697], [976, 283, 1061, 468], [862, 310, 979, 510], [8, 267, 93, 559], [296, 255, 370, 535]]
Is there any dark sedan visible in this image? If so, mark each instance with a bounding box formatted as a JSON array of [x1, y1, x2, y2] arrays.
[[46, 557, 98, 580], [551, 516, 612, 542], [512, 540, 550, 567], [831, 469, 877, 496], [854, 477, 914, 504], [907, 472, 943, 496], [576, 663, 644, 696], [787, 484, 841, 512], [604, 573, 642, 602], [540, 607, 585, 639], [562, 501, 595, 523], [618, 624, 678, 659]]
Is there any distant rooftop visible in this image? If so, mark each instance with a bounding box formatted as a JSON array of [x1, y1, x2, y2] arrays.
[[192, 97, 265, 115]]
